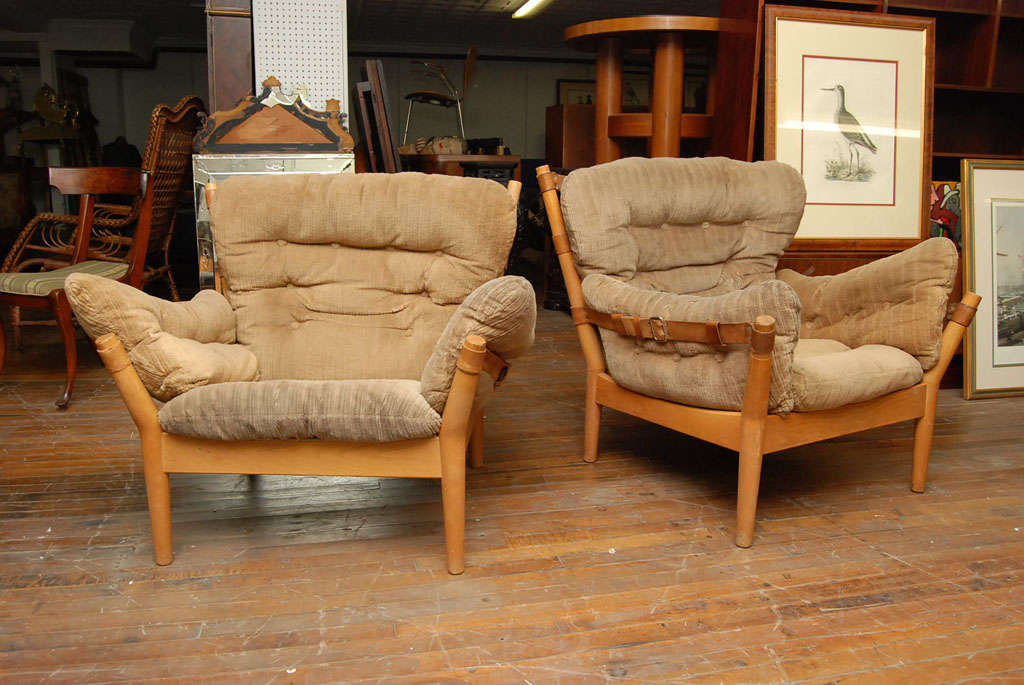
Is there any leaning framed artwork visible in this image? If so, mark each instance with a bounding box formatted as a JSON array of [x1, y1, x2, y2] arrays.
[[962, 159, 1024, 399], [765, 6, 934, 247]]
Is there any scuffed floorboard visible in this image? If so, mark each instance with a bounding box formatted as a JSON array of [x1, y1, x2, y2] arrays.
[[1, 308, 1023, 683]]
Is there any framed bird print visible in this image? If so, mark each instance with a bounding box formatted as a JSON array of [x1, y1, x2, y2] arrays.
[[765, 6, 934, 246], [962, 159, 1024, 399]]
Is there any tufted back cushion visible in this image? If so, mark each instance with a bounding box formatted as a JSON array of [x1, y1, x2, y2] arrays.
[[209, 172, 516, 381], [559, 157, 806, 295]]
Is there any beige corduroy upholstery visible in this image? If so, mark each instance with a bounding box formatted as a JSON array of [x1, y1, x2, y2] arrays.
[[777, 238, 959, 371], [159, 379, 441, 442], [68, 171, 536, 438], [539, 156, 978, 551], [65, 272, 258, 401], [209, 172, 519, 383], [558, 157, 956, 413], [73, 171, 535, 575]]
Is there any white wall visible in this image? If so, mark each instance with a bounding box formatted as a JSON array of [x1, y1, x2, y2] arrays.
[[7, 50, 593, 162], [81, 51, 208, 154], [348, 55, 595, 158]]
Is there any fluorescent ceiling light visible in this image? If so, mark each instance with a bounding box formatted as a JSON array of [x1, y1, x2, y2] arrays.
[[513, 0, 555, 18]]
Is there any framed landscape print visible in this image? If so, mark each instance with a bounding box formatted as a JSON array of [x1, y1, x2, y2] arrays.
[[962, 159, 1024, 399], [765, 6, 934, 245]]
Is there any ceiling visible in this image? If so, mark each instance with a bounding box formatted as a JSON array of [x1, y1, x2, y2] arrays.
[[1, 0, 721, 54], [347, 0, 720, 53]]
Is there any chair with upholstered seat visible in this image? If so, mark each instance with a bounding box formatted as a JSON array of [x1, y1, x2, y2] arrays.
[[0, 166, 151, 407], [537, 157, 979, 547], [65, 171, 536, 574], [2, 95, 204, 354]]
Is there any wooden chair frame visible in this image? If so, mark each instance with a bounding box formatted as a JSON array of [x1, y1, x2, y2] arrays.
[[96, 332, 487, 575], [95, 178, 524, 574], [537, 164, 981, 547], [0, 166, 152, 408]]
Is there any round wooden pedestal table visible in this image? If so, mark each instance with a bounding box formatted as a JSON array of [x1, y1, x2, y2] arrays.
[[564, 15, 720, 163]]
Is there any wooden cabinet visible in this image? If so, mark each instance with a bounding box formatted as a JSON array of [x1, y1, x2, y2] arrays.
[[206, 0, 254, 113], [545, 105, 596, 171]]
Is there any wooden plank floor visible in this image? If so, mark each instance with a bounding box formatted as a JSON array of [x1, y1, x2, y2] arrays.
[[2, 309, 1023, 683]]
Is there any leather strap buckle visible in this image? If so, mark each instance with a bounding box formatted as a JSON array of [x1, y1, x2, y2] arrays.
[[705, 320, 726, 348], [649, 316, 668, 342]]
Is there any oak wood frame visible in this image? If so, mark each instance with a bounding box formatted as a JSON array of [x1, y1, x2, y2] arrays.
[[537, 164, 979, 548], [764, 5, 935, 252], [92, 177, 522, 575], [95, 330, 487, 576], [0, 166, 153, 408]]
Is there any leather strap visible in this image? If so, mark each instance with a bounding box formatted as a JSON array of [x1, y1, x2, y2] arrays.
[[573, 305, 757, 345], [949, 302, 977, 327], [482, 350, 509, 386]]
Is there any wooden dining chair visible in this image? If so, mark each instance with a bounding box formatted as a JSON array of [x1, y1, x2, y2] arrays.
[[0, 166, 151, 407], [1, 96, 204, 353]]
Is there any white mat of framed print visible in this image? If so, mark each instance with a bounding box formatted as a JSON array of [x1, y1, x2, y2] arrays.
[[963, 159, 1024, 399], [765, 7, 934, 242]]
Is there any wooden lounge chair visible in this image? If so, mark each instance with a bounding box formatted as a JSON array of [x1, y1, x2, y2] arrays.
[[65, 172, 536, 574], [537, 157, 979, 547]]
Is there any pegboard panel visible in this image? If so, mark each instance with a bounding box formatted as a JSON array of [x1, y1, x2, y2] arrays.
[[252, 0, 348, 114]]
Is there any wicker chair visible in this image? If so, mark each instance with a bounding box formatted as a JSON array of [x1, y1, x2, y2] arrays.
[[1, 95, 205, 349]]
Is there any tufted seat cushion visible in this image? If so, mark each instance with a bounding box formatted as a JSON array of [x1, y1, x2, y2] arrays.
[[209, 172, 517, 383], [791, 339, 923, 411], [0, 260, 128, 295], [158, 379, 441, 442], [778, 238, 958, 370]]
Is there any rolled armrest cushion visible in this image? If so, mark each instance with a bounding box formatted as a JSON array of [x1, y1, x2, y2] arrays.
[[776, 237, 957, 370], [583, 274, 801, 414], [65, 272, 258, 401], [420, 275, 536, 413]]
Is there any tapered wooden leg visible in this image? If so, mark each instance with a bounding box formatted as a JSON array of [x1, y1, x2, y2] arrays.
[[438, 335, 486, 575], [912, 293, 981, 493], [911, 382, 939, 493], [469, 411, 485, 469], [50, 290, 77, 409], [143, 451, 174, 565], [440, 438, 467, 575], [95, 334, 173, 565], [735, 316, 775, 548], [583, 371, 602, 463], [736, 445, 765, 548], [11, 306, 21, 351]]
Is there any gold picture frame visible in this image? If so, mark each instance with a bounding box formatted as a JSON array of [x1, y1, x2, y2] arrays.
[[962, 158, 1024, 399], [765, 6, 934, 249]]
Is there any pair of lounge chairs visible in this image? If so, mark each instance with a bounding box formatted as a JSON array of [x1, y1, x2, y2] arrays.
[[65, 157, 976, 574]]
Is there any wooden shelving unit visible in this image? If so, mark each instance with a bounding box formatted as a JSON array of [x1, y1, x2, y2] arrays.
[[882, 0, 1024, 180]]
